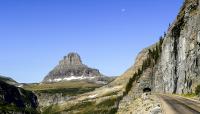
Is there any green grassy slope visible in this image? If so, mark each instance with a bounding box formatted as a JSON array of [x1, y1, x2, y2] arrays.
[[23, 81, 104, 96]]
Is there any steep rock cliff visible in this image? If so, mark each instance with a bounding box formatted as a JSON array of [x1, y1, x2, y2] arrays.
[[154, 0, 200, 94], [117, 1, 200, 113], [116, 0, 200, 95]]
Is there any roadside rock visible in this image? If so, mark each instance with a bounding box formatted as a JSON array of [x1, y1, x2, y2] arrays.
[[117, 93, 162, 114]]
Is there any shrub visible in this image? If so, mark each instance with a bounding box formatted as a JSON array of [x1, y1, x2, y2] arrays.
[[195, 85, 200, 95]]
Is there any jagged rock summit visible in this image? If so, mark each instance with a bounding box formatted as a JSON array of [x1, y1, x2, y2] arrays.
[[43, 52, 103, 82], [61, 52, 83, 65]]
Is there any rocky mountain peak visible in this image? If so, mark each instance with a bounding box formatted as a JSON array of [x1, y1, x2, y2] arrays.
[[42, 52, 105, 83], [60, 52, 82, 66]]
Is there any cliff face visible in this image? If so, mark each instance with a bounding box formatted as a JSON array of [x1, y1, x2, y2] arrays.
[[115, 0, 200, 95], [117, 0, 200, 113], [154, 0, 200, 94], [36, 93, 69, 108]]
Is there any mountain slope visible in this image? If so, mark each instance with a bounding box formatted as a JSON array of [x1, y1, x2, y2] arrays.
[[117, 0, 200, 113], [113, 0, 200, 95], [0, 75, 18, 85], [0, 80, 39, 114], [43, 52, 112, 84]]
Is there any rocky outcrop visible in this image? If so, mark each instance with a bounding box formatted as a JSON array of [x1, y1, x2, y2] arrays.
[[117, 93, 162, 114], [116, 0, 200, 112], [43, 52, 104, 83], [0, 75, 25, 88], [36, 93, 70, 108], [0, 75, 18, 85], [0, 80, 39, 113], [154, 0, 200, 94], [115, 0, 200, 95]]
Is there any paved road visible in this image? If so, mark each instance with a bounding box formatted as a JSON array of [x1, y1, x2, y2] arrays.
[[158, 94, 200, 114]]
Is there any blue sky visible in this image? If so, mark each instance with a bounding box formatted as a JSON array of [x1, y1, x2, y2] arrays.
[[0, 0, 183, 83]]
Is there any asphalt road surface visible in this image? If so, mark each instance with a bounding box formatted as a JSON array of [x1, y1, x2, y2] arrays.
[[158, 94, 200, 114]]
